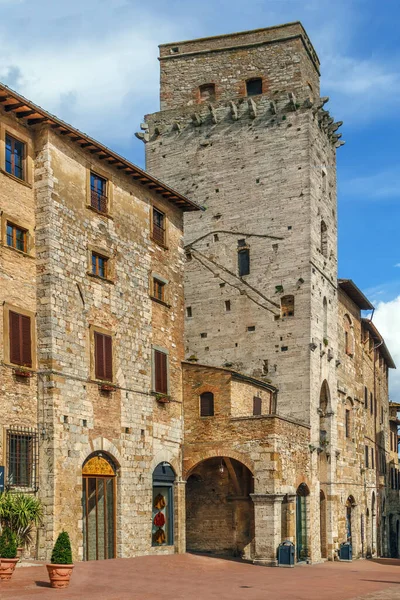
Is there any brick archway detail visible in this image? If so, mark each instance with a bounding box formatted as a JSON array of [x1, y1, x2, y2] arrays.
[[183, 448, 254, 479]]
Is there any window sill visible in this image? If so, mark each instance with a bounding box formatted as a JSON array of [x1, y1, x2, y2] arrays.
[[4, 362, 35, 373], [86, 204, 113, 219], [0, 168, 32, 188], [151, 235, 169, 250], [87, 272, 114, 284], [1, 243, 35, 259], [150, 296, 171, 308]]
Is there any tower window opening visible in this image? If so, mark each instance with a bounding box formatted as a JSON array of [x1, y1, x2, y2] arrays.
[[238, 248, 250, 276], [246, 78, 262, 96], [281, 295, 294, 317], [321, 221, 328, 258], [199, 83, 216, 103]]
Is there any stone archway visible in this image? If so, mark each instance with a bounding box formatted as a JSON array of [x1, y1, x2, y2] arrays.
[[185, 456, 254, 559]]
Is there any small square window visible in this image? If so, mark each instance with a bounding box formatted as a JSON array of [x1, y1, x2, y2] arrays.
[[246, 78, 262, 97], [90, 172, 108, 213], [153, 278, 165, 302], [247, 325, 255, 332], [186, 306, 192, 318], [225, 300, 231, 312], [5, 134, 26, 180], [91, 252, 108, 278], [6, 222, 27, 252], [152, 207, 166, 246]]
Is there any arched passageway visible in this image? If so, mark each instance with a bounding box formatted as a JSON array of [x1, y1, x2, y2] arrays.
[[186, 457, 254, 558], [82, 452, 118, 561]]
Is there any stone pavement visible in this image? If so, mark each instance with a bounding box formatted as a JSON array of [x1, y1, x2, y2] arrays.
[[1, 554, 399, 600]]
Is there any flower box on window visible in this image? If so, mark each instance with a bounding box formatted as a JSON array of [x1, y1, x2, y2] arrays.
[[13, 368, 32, 378], [99, 383, 116, 392], [155, 393, 170, 404]]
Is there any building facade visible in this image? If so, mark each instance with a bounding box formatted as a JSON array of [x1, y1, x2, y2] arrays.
[[143, 22, 397, 564], [0, 83, 198, 561]]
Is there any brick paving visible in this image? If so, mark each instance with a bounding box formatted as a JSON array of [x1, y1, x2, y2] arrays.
[[1, 554, 400, 600]]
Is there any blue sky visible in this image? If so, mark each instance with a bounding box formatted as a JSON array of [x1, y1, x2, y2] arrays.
[[1, 0, 399, 400]]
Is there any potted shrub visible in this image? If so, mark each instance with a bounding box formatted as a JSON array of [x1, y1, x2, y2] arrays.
[[46, 530, 74, 589], [0, 527, 19, 580]]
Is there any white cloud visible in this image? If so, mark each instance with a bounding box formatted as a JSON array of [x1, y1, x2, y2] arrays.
[[340, 168, 400, 201], [395, 264, 400, 268], [374, 296, 400, 404]]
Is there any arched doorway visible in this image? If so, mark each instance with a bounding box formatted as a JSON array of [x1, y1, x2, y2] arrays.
[[186, 457, 254, 558], [82, 452, 117, 560], [320, 489, 327, 558], [346, 496, 356, 543], [296, 483, 310, 562], [152, 462, 175, 547]]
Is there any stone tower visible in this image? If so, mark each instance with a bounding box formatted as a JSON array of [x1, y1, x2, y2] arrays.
[[144, 22, 343, 431]]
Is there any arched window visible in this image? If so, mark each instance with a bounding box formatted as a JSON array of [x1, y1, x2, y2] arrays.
[[346, 495, 356, 542], [323, 297, 328, 340], [199, 83, 215, 103], [200, 392, 214, 417], [246, 78, 262, 97], [152, 462, 175, 547], [343, 314, 354, 356], [321, 221, 328, 257], [281, 295, 294, 317]]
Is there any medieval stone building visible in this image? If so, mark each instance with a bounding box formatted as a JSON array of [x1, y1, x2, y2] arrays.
[[0, 81, 199, 560], [144, 21, 399, 564], [0, 20, 399, 567]]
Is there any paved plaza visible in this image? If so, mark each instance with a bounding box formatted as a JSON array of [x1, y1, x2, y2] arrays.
[[1, 554, 400, 600]]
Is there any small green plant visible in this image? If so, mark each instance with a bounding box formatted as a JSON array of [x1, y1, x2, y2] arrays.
[[0, 527, 17, 558], [51, 531, 73, 565], [323, 337, 329, 346]]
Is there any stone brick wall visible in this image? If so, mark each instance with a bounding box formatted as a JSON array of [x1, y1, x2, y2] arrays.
[[0, 105, 189, 561], [158, 22, 320, 110]]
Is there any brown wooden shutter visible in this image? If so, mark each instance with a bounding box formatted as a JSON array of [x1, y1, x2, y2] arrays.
[[9, 311, 21, 365], [200, 392, 214, 417], [253, 396, 262, 416], [154, 350, 168, 394], [95, 332, 104, 380], [9, 312, 31, 367], [21, 315, 32, 367], [104, 335, 113, 381]]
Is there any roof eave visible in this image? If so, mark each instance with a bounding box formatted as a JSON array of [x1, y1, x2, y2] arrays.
[[0, 82, 200, 212]]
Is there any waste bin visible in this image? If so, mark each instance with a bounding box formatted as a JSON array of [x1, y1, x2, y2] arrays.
[[339, 542, 352, 561], [278, 540, 295, 567]]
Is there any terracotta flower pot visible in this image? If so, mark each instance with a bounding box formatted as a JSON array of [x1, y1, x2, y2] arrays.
[[0, 557, 19, 581], [46, 563, 74, 589]]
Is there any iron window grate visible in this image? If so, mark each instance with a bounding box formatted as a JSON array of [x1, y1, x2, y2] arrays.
[[7, 427, 38, 491]]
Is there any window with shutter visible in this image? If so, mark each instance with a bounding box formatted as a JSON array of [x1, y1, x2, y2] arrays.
[[154, 350, 168, 394], [200, 392, 214, 417], [9, 311, 32, 367], [253, 396, 262, 415], [94, 331, 113, 381]]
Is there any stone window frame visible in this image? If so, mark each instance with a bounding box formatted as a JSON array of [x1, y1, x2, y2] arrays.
[[2, 426, 39, 492], [199, 391, 215, 418], [0, 122, 33, 187], [150, 272, 170, 307], [87, 244, 115, 284], [198, 83, 217, 104], [3, 303, 37, 371], [343, 313, 354, 357], [344, 397, 354, 441], [151, 203, 168, 249], [85, 164, 114, 218], [244, 76, 265, 97], [89, 324, 115, 384], [0, 211, 35, 258]]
